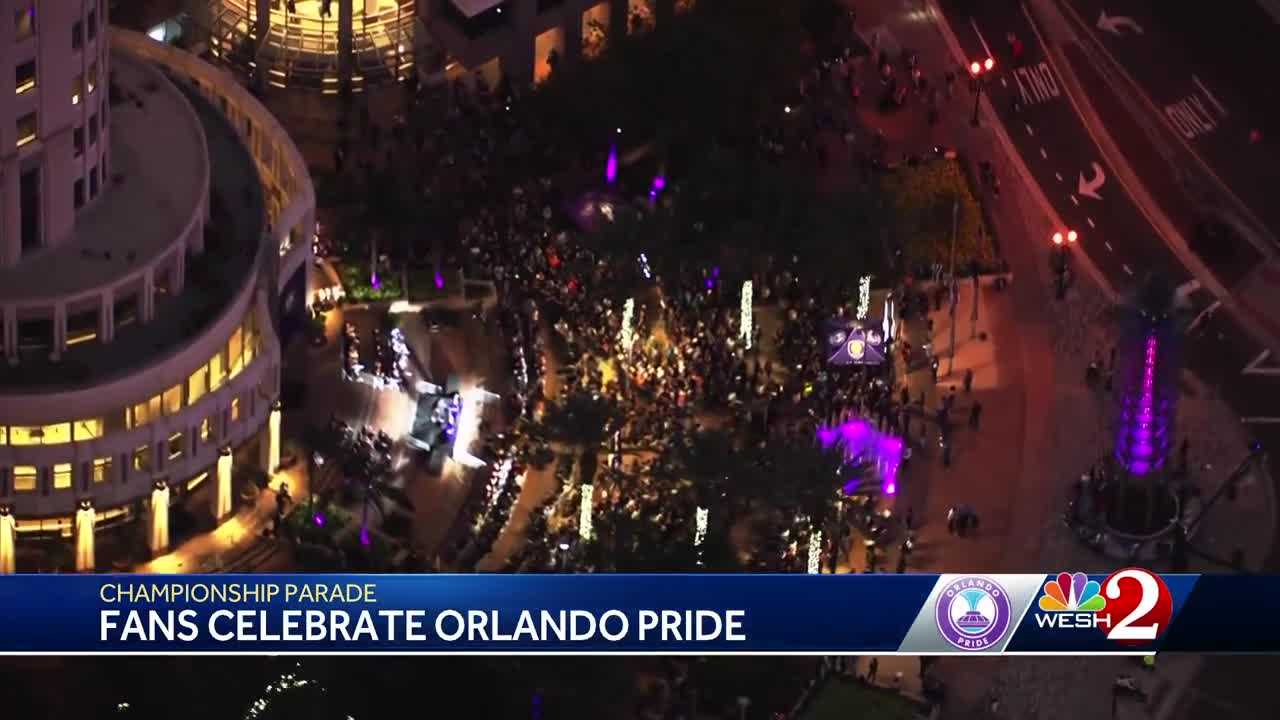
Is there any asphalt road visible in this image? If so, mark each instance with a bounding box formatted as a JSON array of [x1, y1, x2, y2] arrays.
[[1061, 0, 1280, 247], [938, 1, 1280, 716]]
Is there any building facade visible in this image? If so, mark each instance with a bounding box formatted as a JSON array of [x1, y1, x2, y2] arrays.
[[0, 1, 314, 572]]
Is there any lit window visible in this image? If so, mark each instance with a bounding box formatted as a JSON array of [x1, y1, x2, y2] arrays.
[[133, 444, 152, 472], [41, 423, 71, 444], [53, 463, 72, 489], [231, 396, 241, 423], [8, 426, 41, 445], [187, 472, 208, 492], [163, 384, 183, 415], [168, 432, 184, 461], [92, 457, 112, 483], [72, 74, 82, 104], [228, 328, 244, 377], [13, 466, 37, 492], [188, 365, 209, 405], [16, 112, 37, 147], [199, 416, 212, 442], [73, 418, 103, 440], [14, 4, 35, 42], [209, 352, 225, 391], [242, 315, 257, 366], [129, 395, 162, 428], [0, 426, 6, 444], [16, 60, 36, 94], [87, 63, 98, 94]]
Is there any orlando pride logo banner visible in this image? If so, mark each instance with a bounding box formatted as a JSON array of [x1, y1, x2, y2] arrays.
[[0, 572, 1258, 654]]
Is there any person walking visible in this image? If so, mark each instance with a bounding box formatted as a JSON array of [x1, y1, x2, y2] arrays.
[[969, 401, 983, 429], [963, 368, 974, 393], [867, 657, 879, 684]]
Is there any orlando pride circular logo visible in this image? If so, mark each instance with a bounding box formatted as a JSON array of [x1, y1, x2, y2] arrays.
[[934, 576, 1012, 651]]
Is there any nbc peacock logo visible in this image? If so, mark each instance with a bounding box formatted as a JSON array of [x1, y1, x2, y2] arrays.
[[1034, 572, 1111, 630]]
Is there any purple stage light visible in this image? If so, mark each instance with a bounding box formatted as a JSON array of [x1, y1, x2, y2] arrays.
[[606, 145, 618, 185], [360, 526, 371, 546], [313, 513, 326, 527], [817, 417, 904, 497], [434, 271, 445, 289], [371, 272, 380, 290]]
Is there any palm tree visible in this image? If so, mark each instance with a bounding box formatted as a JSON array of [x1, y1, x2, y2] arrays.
[[757, 439, 874, 572]]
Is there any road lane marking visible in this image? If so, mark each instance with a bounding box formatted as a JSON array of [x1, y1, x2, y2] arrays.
[[1243, 349, 1280, 376], [1012, 62, 1061, 106], [1069, 194, 1079, 206], [1087, 217, 1096, 229], [1191, 75, 1228, 118], [1055, 172, 1063, 182], [1040, 147, 1048, 159], [1024, 123, 1034, 136], [1187, 299, 1220, 332], [1077, 161, 1106, 200], [1165, 95, 1218, 139], [1122, 264, 1134, 275], [970, 18, 995, 60], [1242, 417, 1280, 425], [1104, 241, 1113, 251], [1000, 77, 1007, 88]]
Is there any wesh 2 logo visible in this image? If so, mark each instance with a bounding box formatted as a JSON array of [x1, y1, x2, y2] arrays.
[[1035, 568, 1173, 643]]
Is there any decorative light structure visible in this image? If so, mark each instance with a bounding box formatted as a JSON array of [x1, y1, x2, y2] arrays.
[[857, 275, 873, 320], [638, 253, 652, 280], [452, 388, 494, 468], [264, 401, 282, 475], [0, 507, 15, 574], [619, 298, 636, 355], [882, 296, 896, 342], [215, 446, 234, 522], [579, 483, 594, 540], [695, 506, 709, 548], [740, 281, 754, 349], [1115, 332, 1176, 475], [807, 529, 823, 574], [75, 500, 96, 572], [149, 481, 171, 556], [816, 418, 903, 497]]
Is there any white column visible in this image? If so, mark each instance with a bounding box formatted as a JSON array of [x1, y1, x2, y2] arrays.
[[261, 401, 281, 475], [214, 446, 233, 522], [75, 501, 96, 572], [149, 482, 171, 556], [99, 288, 115, 343], [51, 302, 67, 361], [0, 509, 16, 574], [141, 268, 156, 323], [171, 251, 186, 295]]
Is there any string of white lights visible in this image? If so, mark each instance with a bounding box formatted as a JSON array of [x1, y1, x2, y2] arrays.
[[619, 298, 636, 355], [695, 506, 709, 548], [857, 275, 872, 320], [579, 483, 594, 540], [740, 281, 753, 349], [807, 529, 823, 574]]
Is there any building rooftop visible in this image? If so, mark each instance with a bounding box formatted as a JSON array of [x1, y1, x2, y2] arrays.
[[0, 56, 265, 391], [0, 52, 207, 302]]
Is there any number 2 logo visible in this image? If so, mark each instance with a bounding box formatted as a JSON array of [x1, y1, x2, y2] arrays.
[[1098, 568, 1174, 644]]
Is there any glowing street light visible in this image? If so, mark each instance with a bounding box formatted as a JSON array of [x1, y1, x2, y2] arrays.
[[1051, 230, 1078, 299], [969, 57, 996, 127]]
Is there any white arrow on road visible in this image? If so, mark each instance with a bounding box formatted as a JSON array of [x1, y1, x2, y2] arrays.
[[1078, 162, 1106, 200], [1097, 10, 1144, 36]]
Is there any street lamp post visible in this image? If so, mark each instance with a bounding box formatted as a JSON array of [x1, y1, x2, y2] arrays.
[[969, 58, 995, 127], [1051, 230, 1078, 299]]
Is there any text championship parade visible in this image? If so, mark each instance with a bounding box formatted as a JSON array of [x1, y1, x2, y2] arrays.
[[99, 581, 747, 645]]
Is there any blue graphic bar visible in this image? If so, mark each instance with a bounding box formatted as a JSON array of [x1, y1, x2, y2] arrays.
[[0, 571, 1260, 654]]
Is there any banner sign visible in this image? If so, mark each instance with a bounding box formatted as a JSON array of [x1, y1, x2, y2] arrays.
[[0, 570, 1258, 654]]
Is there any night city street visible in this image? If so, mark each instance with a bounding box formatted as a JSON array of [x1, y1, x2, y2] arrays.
[[0, 0, 1278, 718]]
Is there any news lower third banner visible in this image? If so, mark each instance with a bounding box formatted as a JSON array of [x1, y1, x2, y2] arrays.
[[0, 571, 1269, 654]]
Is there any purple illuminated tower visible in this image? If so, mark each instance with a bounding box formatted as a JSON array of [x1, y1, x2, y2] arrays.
[[1112, 277, 1185, 476]]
